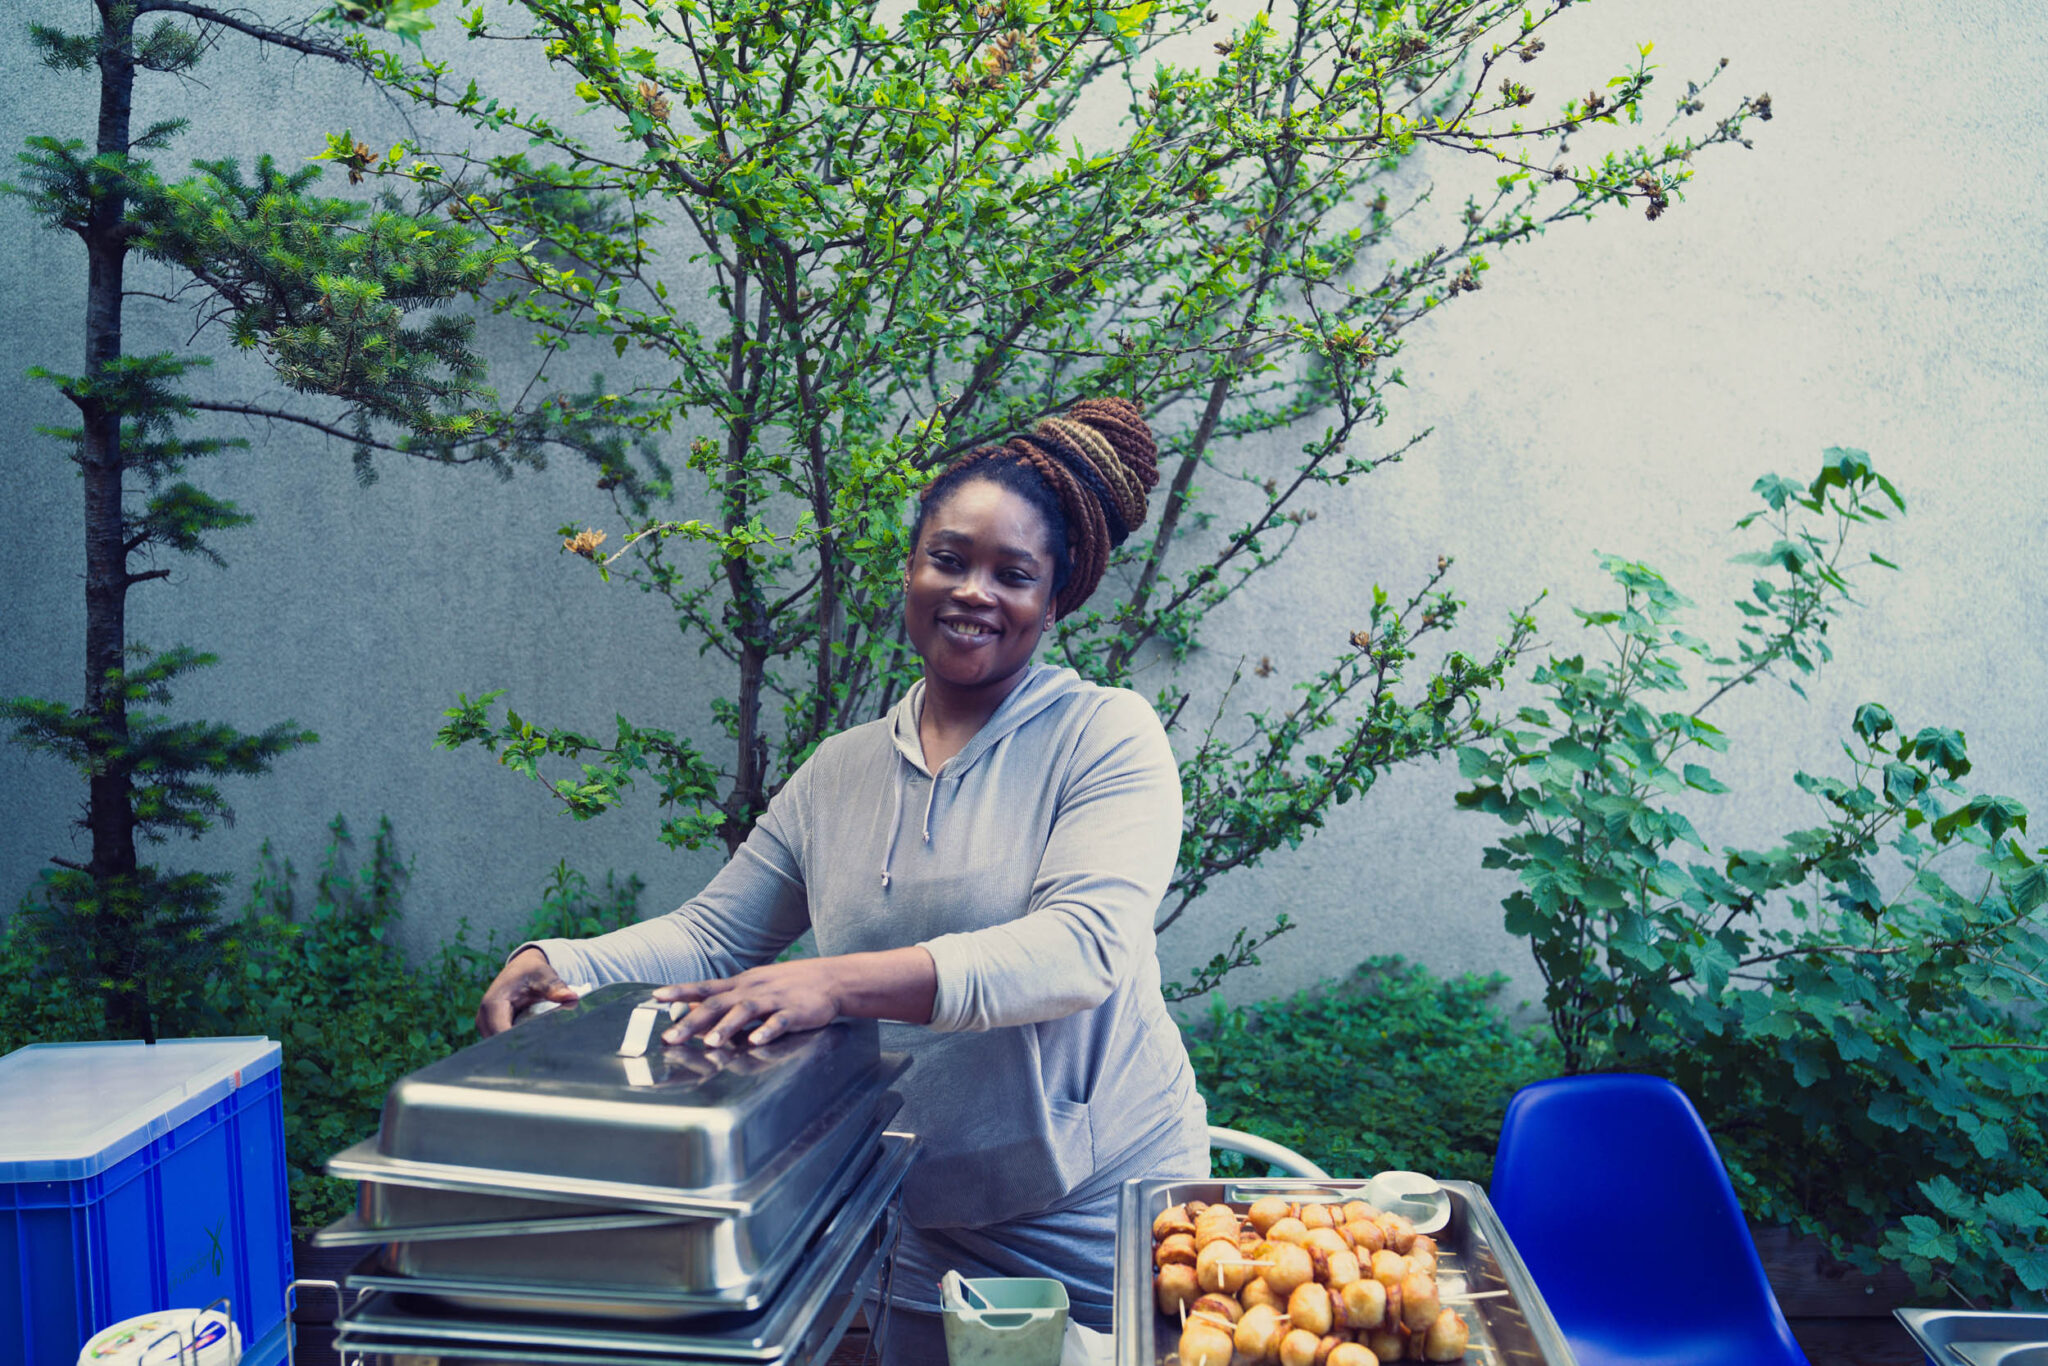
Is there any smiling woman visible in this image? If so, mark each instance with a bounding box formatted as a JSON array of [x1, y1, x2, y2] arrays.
[[476, 398, 1199, 1362]]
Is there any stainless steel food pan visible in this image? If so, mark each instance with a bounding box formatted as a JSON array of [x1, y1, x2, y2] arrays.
[[329, 1054, 908, 1219], [374, 984, 883, 1189], [336, 1133, 912, 1355], [1898, 1309, 2048, 1365], [359, 1097, 901, 1309], [1112, 1176, 1576, 1366], [334, 1238, 879, 1366]]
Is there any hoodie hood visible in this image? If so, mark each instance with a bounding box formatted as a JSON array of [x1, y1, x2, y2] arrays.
[[879, 664, 1084, 887]]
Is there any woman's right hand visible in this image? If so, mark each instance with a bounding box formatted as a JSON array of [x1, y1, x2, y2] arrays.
[[477, 946, 583, 1037]]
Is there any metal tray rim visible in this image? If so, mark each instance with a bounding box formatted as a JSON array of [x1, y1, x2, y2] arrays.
[[313, 1206, 690, 1248]]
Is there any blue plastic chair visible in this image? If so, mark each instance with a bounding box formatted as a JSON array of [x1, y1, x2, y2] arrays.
[[1490, 1074, 1808, 1366]]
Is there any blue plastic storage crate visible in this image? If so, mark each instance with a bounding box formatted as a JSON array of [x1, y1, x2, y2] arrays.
[[0, 1038, 293, 1366]]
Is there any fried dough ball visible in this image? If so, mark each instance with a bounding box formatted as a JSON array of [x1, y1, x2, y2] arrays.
[[1405, 1247, 1438, 1278], [1247, 1196, 1294, 1234], [1299, 1202, 1338, 1231], [1408, 1235, 1438, 1261], [1156, 1263, 1199, 1317], [1323, 1247, 1364, 1289], [1278, 1328, 1323, 1366], [1195, 1209, 1243, 1248], [1315, 1334, 1351, 1364], [1235, 1303, 1288, 1363], [1156, 1232, 1198, 1267], [1398, 1273, 1440, 1332], [1241, 1277, 1285, 1314], [1196, 1239, 1255, 1294], [1288, 1281, 1334, 1337], [1262, 1242, 1315, 1296], [1178, 1318, 1234, 1366], [1185, 1200, 1210, 1218], [1371, 1250, 1408, 1287], [1266, 1216, 1311, 1246], [1154, 1204, 1196, 1240], [1421, 1310, 1469, 1362], [1328, 1344, 1377, 1366], [1304, 1227, 1350, 1258], [1341, 1200, 1381, 1224], [1366, 1328, 1407, 1363], [1344, 1220, 1386, 1256], [1337, 1276, 1387, 1331], [1192, 1293, 1242, 1325], [1377, 1213, 1417, 1256]]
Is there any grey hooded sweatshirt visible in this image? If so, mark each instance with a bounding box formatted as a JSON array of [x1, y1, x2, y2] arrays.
[[522, 663, 1208, 1237]]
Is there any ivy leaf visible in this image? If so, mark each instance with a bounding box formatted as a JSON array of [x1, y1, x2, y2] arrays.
[[1900, 1214, 1957, 1262], [1984, 1187, 2048, 1234], [1921, 1174, 1977, 1221]]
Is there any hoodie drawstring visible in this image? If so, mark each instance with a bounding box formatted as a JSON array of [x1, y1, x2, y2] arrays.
[[880, 762, 945, 889], [880, 773, 905, 888]]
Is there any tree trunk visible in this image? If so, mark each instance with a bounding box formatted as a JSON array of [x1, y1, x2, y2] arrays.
[[82, 1, 147, 1040]]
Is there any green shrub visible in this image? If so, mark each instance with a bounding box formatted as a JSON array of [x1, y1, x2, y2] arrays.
[[1187, 957, 1558, 1185], [1456, 450, 2048, 1306], [0, 815, 644, 1234]]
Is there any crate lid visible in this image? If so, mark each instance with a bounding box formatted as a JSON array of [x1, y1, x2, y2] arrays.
[[0, 1037, 281, 1183]]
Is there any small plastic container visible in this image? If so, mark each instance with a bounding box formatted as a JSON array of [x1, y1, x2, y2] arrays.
[[940, 1276, 1069, 1366], [0, 1038, 291, 1366], [76, 1309, 239, 1366]]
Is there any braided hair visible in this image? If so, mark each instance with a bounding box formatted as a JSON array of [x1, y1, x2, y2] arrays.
[[911, 398, 1161, 619]]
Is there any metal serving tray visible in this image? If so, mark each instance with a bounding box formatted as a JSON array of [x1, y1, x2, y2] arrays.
[[1113, 1176, 1576, 1366], [346, 1098, 902, 1313], [329, 1053, 908, 1220], [335, 1133, 912, 1356], [374, 984, 882, 1189], [333, 1239, 881, 1366], [1898, 1309, 2048, 1366]]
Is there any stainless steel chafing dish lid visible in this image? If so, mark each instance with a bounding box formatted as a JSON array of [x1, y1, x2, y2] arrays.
[[331, 1053, 907, 1218], [336, 1133, 913, 1360], [374, 983, 882, 1189]]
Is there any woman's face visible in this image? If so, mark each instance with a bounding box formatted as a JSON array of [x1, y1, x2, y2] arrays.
[[905, 479, 1059, 696]]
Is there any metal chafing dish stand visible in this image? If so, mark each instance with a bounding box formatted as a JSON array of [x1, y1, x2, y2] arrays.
[[1113, 1176, 1577, 1366], [314, 984, 916, 1364]]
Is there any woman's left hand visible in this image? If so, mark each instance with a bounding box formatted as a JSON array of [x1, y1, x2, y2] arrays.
[[653, 959, 843, 1048]]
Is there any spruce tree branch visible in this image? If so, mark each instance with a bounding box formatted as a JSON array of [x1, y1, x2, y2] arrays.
[[186, 400, 499, 463]]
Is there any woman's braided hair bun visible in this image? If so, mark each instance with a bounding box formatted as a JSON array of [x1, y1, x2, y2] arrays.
[[929, 396, 1161, 618]]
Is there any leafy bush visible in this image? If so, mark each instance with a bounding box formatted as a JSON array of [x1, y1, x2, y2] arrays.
[[1456, 450, 2048, 1306], [0, 816, 644, 1233], [1188, 958, 1558, 1185]]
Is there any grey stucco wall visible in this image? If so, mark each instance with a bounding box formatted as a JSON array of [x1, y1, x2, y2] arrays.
[[2, 0, 2042, 1022]]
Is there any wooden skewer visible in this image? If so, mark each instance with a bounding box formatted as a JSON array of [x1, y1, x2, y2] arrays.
[[1441, 1290, 1512, 1303]]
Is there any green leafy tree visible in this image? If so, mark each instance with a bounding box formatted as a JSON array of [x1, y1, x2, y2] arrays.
[[0, 0, 587, 1039], [1456, 450, 2048, 1302], [357, 0, 1768, 993]]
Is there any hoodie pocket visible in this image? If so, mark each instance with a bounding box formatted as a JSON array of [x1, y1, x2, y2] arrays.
[[1047, 1095, 1098, 1194]]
